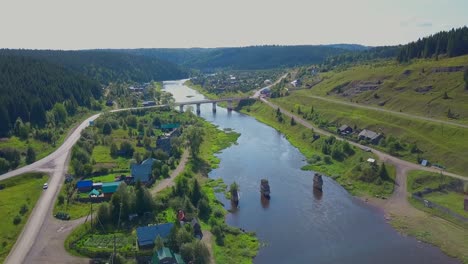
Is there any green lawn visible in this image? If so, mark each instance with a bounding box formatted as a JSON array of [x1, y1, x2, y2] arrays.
[[0, 173, 48, 262], [407, 170, 456, 193]]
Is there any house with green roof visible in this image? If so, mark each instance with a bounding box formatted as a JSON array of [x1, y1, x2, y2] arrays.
[[102, 182, 121, 198], [152, 247, 185, 264]]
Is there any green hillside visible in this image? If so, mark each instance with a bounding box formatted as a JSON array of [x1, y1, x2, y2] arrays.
[[303, 55, 468, 123], [270, 55, 468, 175]]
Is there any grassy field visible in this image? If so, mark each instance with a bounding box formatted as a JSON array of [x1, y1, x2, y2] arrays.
[[303, 55, 468, 123], [0, 173, 48, 263], [271, 93, 468, 175], [425, 192, 468, 218], [239, 101, 395, 198]]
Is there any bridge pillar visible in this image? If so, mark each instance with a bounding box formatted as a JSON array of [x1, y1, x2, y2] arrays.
[[179, 105, 184, 112], [212, 102, 217, 112], [196, 103, 201, 114], [227, 100, 233, 111]]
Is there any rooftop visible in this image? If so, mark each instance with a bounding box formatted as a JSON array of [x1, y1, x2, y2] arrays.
[[137, 223, 174, 247]]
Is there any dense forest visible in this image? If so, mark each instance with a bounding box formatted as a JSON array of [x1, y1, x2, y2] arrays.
[[322, 46, 400, 67], [0, 55, 101, 136], [0, 50, 187, 84], [114, 45, 358, 70], [397, 26, 468, 62]]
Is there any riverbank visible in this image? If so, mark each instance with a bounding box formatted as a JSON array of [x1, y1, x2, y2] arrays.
[[238, 100, 468, 263]]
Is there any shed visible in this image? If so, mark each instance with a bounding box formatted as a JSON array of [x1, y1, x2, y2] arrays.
[[152, 247, 185, 264], [367, 158, 376, 163], [76, 180, 93, 192], [137, 223, 174, 248], [421, 160, 428, 167], [337, 125, 353, 135], [88, 189, 100, 197], [102, 182, 121, 197]]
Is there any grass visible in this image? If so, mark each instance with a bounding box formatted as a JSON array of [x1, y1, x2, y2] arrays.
[[199, 122, 241, 169], [399, 170, 468, 263], [425, 192, 468, 218], [0, 172, 48, 263], [271, 93, 468, 175], [239, 101, 395, 198], [53, 199, 92, 220]]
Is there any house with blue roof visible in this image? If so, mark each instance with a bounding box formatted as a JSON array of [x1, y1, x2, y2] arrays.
[[131, 158, 156, 185], [76, 180, 93, 192], [136, 223, 174, 248]]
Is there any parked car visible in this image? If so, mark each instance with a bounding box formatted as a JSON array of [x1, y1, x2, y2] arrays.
[[55, 212, 70, 220], [43, 183, 48, 189]]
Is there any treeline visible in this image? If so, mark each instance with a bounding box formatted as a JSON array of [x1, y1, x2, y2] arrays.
[[397, 26, 468, 62], [0, 49, 188, 84], [0, 55, 101, 136], [115, 45, 351, 70], [322, 46, 400, 68]]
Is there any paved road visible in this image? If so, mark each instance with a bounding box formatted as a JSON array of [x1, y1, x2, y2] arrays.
[[304, 94, 468, 129]]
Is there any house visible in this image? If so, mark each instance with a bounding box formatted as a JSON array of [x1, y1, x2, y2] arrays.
[[76, 180, 93, 192], [102, 182, 121, 198], [136, 223, 174, 248], [290, 79, 301, 87], [157, 128, 181, 154], [143, 101, 156, 107], [88, 189, 100, 198], [160, 123, 181, 132], [421, 160, 428, 167], [337, 125, 353, 135], [260, 87, 271, 95], [358, 129, 381, 144], [92, 182, 103, 189], [131, 158, 156, 184], [152, 247, 185, 264]]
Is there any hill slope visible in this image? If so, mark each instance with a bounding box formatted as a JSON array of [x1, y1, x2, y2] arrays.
[[0, 49, 188, 84], [115, 45, 351, 70]]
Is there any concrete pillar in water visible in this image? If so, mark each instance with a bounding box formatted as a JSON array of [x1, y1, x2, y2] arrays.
[[212, 102, 217, 112], [196, 103, 201, 114], [227, 100, 233, 111], [179, 105, 184, 112]]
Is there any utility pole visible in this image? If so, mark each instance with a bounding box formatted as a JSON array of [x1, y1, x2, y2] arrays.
[[112, 202, 123, 264]]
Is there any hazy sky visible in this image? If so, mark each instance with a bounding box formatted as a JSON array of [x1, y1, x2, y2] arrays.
[[1, 0, 467, 49]]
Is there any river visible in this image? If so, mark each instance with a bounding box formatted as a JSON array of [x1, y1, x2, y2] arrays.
[[163, 80, 458, 264]]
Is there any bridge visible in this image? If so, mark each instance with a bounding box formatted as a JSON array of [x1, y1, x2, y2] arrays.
[[174, 97, 251, 113]]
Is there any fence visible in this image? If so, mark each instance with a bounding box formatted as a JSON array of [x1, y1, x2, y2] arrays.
[[411, 194, 468, 223]]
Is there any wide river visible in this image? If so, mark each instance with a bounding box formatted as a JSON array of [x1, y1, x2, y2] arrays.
[[163, 80, 458, 264]]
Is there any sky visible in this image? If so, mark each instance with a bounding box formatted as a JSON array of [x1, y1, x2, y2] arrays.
[[0, 0, 467, 50]]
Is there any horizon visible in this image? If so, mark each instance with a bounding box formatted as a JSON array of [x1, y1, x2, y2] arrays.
[[1, 0, 467, 50]]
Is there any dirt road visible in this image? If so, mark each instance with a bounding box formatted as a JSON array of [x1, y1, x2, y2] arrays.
[[151, 150, 189, 195], [305, 94, 468, 129]]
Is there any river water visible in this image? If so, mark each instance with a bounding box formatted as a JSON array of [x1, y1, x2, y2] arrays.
[[163, 80, 458, 264]]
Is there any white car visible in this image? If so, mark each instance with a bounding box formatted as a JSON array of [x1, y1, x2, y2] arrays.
[[43, 183, 48, 189]]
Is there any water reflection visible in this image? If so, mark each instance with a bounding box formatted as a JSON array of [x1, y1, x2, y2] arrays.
[[313, 188, 323, 200], [260, 195, 270, 209]]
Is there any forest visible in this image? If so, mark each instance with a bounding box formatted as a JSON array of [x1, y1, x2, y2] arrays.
[[114, 45, 356, 70], [397, 26, 468, 62], [0, 49, 187, 84], [0, 55, 101, 136]]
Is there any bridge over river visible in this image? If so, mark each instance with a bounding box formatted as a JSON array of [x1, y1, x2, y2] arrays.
[[174, 97, 251, 113]]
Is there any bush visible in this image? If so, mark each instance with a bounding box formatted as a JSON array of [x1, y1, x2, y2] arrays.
[[13, 215, 21, 225], [19, 204, 28, 215]]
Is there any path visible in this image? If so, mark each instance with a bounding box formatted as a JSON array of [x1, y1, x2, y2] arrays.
[[304, 94, 468, 129], [151, 150, 189, 194]]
